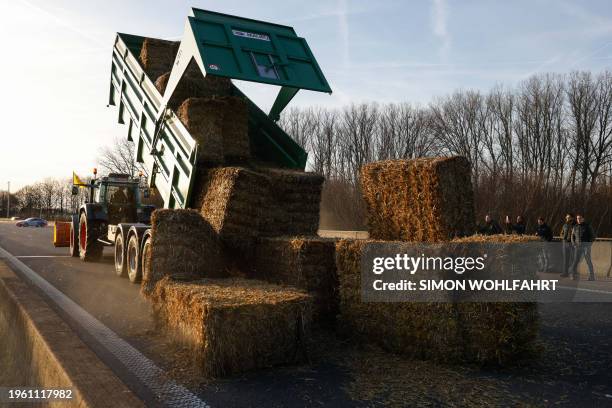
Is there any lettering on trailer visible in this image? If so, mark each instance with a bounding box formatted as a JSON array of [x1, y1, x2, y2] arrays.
[[232, 29, 270, 41]]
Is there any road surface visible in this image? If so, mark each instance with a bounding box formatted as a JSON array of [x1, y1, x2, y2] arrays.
[[1, 221, 612, 407]]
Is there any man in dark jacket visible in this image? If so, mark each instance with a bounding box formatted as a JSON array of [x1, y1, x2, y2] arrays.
[[513, 215, 526, 235], [479, 215, 502, 235], [560, 213, 575, 277], [535, 217, 553, 273], [535, 218, 553, 242], [571, 214, 596, 281]]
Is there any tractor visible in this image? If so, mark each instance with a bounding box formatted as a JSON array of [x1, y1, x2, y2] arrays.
[[68, 172, 155, 283]]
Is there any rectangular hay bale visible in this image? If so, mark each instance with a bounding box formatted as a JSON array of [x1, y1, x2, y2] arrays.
[[151, 277, 312, 377], [177, 97, 249, 165], [335, 238, 539, 365], [252, 237, 338, 326], [257, 168, 324, 237], [360, 157, 475, 242], [192, 167, 269, 254], [141, 209, 227, 297], [139, 38, 179, 83]]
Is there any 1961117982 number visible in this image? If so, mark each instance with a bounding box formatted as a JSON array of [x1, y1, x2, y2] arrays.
[[4, 388, 73, 400]]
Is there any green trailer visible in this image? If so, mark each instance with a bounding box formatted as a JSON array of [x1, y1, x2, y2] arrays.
[[109, 7, 331, 209]]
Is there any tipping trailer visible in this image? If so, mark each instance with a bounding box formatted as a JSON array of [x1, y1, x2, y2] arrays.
[[67, 8, 331, 283]]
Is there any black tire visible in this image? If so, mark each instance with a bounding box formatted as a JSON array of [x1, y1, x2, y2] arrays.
[[78, 212, 103, 262], [114, 233, 127, 277], [69, 216, 79, 257], [141, 233, 152, 284], [127, 234, 142, 283]]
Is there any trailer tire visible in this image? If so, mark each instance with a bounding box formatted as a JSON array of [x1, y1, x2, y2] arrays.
[[114, 233, 127, 277], [141, 233, 152, 285], [127, 234, 142, 283], [79, 212, 103, 262], [69, 216, 79, 257]]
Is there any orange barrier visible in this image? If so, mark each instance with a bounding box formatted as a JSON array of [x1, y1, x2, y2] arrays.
[[54, 222, 71, 247]]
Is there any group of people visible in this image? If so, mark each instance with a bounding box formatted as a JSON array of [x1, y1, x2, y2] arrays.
[[478, 213, 596, 281]]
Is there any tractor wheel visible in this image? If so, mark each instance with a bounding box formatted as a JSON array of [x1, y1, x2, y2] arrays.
[[78, 212, 103, 262], [127, 234, 142, 283], [69, 217, 79, 257], [114, 233, 127, 277]]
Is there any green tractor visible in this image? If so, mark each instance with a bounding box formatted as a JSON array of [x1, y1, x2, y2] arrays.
[[69, 172, 155, 283]]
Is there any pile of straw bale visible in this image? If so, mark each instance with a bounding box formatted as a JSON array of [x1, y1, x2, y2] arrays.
[[191, 167, 324, 253], [335, 238, 539, 366], [360, 157, 475, 242], [141, 209, 227, 297], [252, 236, 338, 325], [151, 277, 312, 377]]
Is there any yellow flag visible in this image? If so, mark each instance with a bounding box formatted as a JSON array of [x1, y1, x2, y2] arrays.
[[73, 172, 85, 186]]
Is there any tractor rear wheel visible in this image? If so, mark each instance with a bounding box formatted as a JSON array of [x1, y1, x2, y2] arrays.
[[127, 234, 142, 283], [114, 233, 127, 277], [78, 212, 103, 262], [69, 216, 79, 257]]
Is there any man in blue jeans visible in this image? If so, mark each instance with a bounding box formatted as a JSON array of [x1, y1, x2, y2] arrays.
[[560, 213, 575, 277], [571, 214, 596, 281]]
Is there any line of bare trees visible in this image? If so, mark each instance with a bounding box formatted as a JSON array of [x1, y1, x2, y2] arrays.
[[279, 70, 612, 236]]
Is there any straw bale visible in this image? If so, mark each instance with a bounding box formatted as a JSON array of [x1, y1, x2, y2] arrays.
[[177, 98, 225, 164], [139, 38, 179, 82], [154, 69, 232, 109], [256, 167, 324, 237], [335, 239, 539, 365], [192, 167, 269, 254], [141, 209, 227, 297], [151, 277, 312, 377], [452, 234, 541, 243], [252, 237, 338, 326], [176, 96, 249, 164], [360, 157, 475, 242]]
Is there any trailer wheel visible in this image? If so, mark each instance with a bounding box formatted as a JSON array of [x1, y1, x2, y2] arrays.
[[79, 212, 103, 262], [69, 216, 79, 257], [141, 234, 152, 284], [114, 233, 127, 277], [127, 234, 142, 283]]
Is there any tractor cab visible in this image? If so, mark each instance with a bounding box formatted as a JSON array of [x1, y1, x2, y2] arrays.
[[95, 174, 142, 224]]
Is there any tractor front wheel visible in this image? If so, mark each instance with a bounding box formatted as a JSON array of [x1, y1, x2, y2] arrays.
[[79, 212, 103, 262]]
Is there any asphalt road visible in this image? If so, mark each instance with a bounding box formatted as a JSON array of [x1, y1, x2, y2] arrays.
[[1, 221, 612, 407]]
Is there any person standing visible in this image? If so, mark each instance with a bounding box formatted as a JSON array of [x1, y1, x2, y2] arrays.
[[513, 215, 526, 235], [560, 213, 575, 277], [479, 215, 502, 235], [571, 214, 596, 281], [535, 217, 553, 273]]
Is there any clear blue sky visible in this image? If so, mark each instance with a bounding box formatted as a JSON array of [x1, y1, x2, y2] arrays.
[[1, 0, 611, 190]]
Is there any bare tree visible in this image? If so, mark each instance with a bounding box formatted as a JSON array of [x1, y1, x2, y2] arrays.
[[97, 137, 145, 177]]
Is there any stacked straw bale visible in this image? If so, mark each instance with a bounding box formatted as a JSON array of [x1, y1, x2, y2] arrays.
[[141, 209, 227, 297], [151, 277, 312, 377], [335, 238, 539, 365], [252, 237, 338, 325], [360, 157, 475, 242], [154, 71, 232, 109], [192, 167, 269, 254], [257, 168, 324, 237], [175, 95, 249, 165]]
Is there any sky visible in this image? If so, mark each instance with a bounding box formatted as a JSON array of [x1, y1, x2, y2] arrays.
[[0, 0, 611, 190]]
